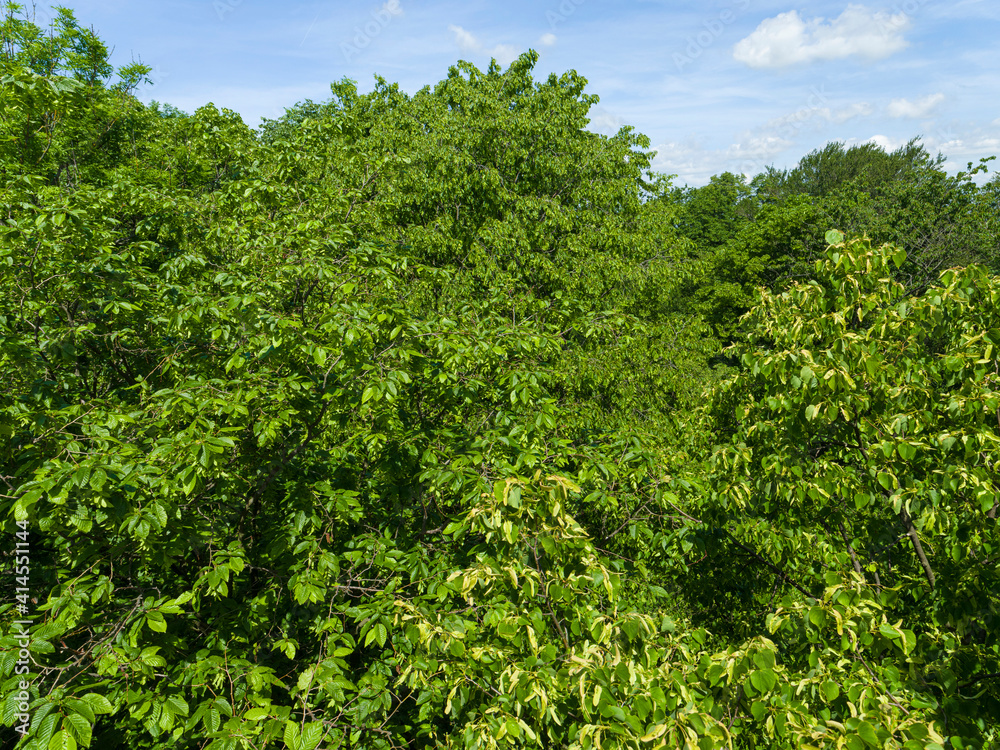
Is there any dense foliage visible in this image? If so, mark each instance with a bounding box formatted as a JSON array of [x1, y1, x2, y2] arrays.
[[673, 141, 999, 343], [2, 5, 998, 749]]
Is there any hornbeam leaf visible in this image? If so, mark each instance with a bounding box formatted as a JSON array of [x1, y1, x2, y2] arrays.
[[857, 721, 878, 747]]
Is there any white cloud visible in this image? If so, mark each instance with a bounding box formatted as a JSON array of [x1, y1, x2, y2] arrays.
[[733, 5, 910, 69], [448, 24, 479, 52], [649, 94, 873, 184], [762, 101, 873, 135], [651, 134, 800, 184], [725, 134, 794, 161], [447, 25, 521, 65], [587, 107, 626, 135], [490, 44, 520, 66], [830, 102, 874, 122], [539, 32, 557, 46], [650, 141, 716, 183], [886, 93, 945, 118], [924, 135, 1000, 168], [860, 134, 908, 152]]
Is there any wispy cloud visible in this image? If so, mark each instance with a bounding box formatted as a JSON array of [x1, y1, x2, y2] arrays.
[[447, 25, 520, 66], [886, 93, 945, 118], [650, 135, 795, 184], [449, 24, 479, 52], [725, 134, 794, 161], [830, 102, 875, 123], [763, 101, 874, 134], [733, 5, 910, 69], [651, 91, 878, 181]]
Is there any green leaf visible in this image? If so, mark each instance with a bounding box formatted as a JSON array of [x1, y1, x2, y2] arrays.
[[145, 612, 167, 632], [821, 681, 840, 701], [857, 720, 878, 747], [48, 728, 77, 750], [90, 468, 107, 490], [300, 722, 324, 750], [808, 606, 827, 627], [166, 695, 189, 717], [139, 647, 166, 666], [284, 721, 300, 749], [749, 668, 776, 694], [825, 229, 845, 245], [205, 707, 221, 733], [38, 712, 60, 747], [879, 624, 902, 640], [65, 699, 95, 724], [63, 713, 91, 747]]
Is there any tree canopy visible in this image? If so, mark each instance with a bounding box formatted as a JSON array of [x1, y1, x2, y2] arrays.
[[1, 5, 998, 750]]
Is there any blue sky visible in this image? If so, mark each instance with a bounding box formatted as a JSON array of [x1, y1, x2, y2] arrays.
[[35, 0, 1000, 186]]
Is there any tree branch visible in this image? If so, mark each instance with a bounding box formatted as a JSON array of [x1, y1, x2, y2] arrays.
[[725, 531, 813, 599], [899, 507, 935, 589]]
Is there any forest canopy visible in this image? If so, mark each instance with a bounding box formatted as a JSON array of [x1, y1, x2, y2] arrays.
[[1, 4, 999, 750]]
